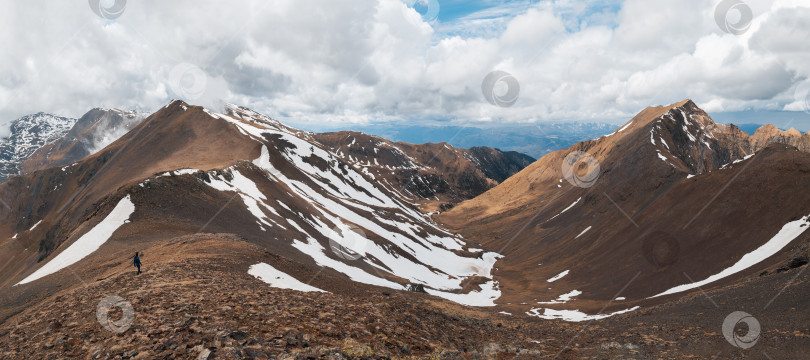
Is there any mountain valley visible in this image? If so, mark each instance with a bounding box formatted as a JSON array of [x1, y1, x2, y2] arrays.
[[0, 100, 809, 359]]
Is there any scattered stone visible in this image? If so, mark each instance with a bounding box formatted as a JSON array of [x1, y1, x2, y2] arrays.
[[197, 348, 211, 360], [228, 331, 249, 341]]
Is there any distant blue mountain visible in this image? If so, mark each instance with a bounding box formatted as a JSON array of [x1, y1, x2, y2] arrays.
[[710, 110, 810, 134]]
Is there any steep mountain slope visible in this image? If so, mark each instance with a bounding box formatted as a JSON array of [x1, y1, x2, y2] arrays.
[[312, 131, 533, 207], [0, 103, 264, 291], [0, 113, 76, 182], [0, 101, 503, 312], [19, 108, 145, 175], [439, 100, 810, 319], [1, 100, 809, 358]]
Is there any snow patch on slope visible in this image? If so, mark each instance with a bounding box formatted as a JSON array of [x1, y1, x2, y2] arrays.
[[721, 153, 755, 169], [549, 197, 581, 221], [652, 215, 810, 298], [575, 226, 592, 239], [606, 119, 634, 137], [28, 220, 42, 231], [200, 169, 281, 229], [16, 195, 135, 285], [192, 110, 504, 307], [547, 270, 569, 282], [656, 151, 675, 167], [537, 289, 582, 304], [249, 262, 326, 293], [527, 306, 640, 322]]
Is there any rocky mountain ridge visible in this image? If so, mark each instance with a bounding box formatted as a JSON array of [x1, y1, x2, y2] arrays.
[[439, 99, 810, 320], [1, 100, 809, 358]]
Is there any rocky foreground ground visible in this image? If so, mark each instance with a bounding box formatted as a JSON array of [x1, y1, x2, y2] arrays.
[[1, 235, 808, 359]]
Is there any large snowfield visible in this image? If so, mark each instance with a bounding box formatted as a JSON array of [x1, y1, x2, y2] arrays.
[[652, 214, 810, 298], [17, 195, 135, 285]]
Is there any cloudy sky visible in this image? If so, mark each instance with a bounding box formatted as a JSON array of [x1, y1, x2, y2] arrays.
[[1, 0, 809, 134]]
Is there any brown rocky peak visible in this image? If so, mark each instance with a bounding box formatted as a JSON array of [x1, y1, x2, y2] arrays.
[[166, 99, 191, 109], [715, 123, 746, 137], [785, 127, 803, 137], [745, 124, 809, 154], [223, 103, 286, 130], [612, 99, 709, 139], [753, 124, 781, 137], [664, 99, 714, 126], [752, 124, 804, 138]]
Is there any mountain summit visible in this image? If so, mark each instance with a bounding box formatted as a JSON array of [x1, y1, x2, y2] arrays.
[[439, 99, 810, 319], [1, 100, 531, 307]]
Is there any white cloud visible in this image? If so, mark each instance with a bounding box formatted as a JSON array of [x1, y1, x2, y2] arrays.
[[0, 0, 808, 132]]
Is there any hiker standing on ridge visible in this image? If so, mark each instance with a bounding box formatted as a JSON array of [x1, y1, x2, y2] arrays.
[[133, 252, 141, 275]]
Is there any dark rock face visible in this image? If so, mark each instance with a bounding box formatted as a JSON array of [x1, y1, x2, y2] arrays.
[[653, 100, 810, 176], [467, 146, 535, 183], [778, 256, 809, 272]]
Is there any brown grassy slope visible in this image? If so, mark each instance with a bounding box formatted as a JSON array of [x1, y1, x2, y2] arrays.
[[437, 99, 810, 312]]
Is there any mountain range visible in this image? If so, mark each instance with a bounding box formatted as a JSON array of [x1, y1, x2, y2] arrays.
[[0, 99, 809, 358], [0, 112, 75, 182], [440, 99, 810, 316], [0, 109, 145, 183], [312, 122, 618, 159]]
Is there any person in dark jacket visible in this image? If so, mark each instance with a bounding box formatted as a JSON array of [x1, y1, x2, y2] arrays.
[[133, 252, 141, 275]]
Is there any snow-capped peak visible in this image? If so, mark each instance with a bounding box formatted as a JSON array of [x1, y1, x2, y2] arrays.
[[0, 112, 77, 182]]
